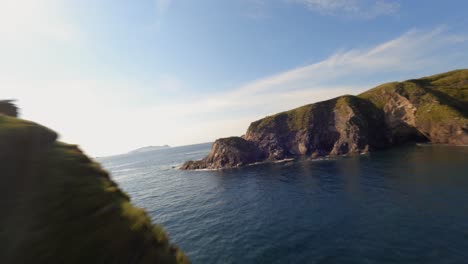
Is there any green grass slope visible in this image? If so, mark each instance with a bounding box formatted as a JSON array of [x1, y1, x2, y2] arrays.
[[248, 95, 385, 133], [360, 69, 468, 118], [359, 69, 468, 144], [0, 114, 188, 263]]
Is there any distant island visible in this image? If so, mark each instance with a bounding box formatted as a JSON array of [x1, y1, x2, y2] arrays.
[[182, 69, 468, 170], [129, 145, 171, 154]]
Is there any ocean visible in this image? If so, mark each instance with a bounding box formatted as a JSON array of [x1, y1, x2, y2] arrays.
[[98, 143, 468, 264]]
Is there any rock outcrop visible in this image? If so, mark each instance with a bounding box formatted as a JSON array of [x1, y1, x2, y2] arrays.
[[182, 69, 468, 170], [180, 137, 264, 170], [0, 106, 189, 263]]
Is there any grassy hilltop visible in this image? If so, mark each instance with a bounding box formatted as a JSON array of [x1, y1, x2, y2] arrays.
[[360, 69, 468, 144], [0, 101, 188, 264]]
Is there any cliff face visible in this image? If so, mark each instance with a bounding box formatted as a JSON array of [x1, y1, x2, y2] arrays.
[[182, 69, 468, 170], [245, 96, 389, 160], [180, 137, 264, 170], [0, 111, 188, 263]]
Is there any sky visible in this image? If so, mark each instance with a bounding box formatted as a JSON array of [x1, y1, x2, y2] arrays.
[[1, 0, 468, 157]]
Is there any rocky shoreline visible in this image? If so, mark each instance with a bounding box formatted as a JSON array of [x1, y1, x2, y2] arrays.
[[181, 69, 468, 170]]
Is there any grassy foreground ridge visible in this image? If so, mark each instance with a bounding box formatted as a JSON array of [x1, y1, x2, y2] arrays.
[[0, 101, 189, 263]]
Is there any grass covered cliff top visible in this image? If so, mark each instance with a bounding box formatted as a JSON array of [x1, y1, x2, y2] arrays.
[[248, 69, 468, 134], [420, 69, 468, 103], [247, 97, 334, 132], [247, 95, 383, 133], [359, 69, 468, 123], [0, 113, 188, 263]]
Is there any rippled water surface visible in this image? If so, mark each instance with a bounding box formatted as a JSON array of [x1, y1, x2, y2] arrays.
[[99, 144, 468, 263]]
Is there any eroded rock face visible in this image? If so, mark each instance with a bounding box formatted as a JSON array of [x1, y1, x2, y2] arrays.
[[244, 96, 389, 159], [181, 137, 264, 170], [380, 89, 426, 144], [182, 69, 468, 170], [182, 96, 389, 170]]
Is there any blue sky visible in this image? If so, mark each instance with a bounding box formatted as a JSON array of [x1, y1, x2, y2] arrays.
[[1, 0, 468, 156]]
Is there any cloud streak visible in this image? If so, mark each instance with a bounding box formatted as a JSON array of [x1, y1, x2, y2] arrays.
[[185, 26, 466, 113], [143, 26, 467, 147], [291, 0, 400, 19], [3, 26, 467, 156]]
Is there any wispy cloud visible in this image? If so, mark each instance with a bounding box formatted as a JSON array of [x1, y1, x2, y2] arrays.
[[179, 26, 465, 115], [145, 26, 467, 146], [291, 0, 400, 19], [228, 26, 463, 96], [3, 27, 467, 156]]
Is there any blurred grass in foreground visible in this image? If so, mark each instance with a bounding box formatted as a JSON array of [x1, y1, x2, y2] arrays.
[[0, 101, 189, 264]]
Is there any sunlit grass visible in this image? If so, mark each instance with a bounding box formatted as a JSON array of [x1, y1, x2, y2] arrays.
[[0, 114, 188, 263]]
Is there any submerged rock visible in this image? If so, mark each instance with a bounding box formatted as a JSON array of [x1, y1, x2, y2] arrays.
[[182, 69, 468, 170], [0, 109, 189, 263]]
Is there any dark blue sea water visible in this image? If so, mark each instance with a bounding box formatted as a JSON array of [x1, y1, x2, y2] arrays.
[[98, 144, 468, 264]]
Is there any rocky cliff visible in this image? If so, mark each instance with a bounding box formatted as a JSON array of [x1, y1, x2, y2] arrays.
[[182, 69, 468, 170], [180, 137, 264, 170], [0, 104, 189, 263]]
